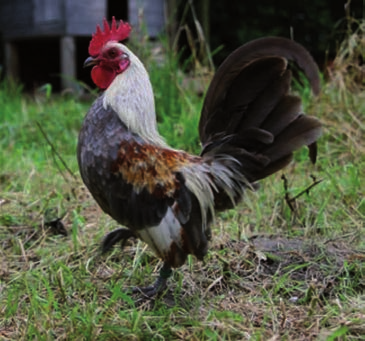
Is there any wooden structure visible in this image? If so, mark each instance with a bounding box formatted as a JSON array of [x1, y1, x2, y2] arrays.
[[0, 0, 166, 90]]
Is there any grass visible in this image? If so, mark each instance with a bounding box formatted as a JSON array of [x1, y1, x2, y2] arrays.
[[1, 30, 365, 340]]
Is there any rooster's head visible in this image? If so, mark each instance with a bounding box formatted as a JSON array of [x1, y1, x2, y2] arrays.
[[84, 17, 132, 89]]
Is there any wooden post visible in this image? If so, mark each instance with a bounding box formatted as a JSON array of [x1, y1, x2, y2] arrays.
[[4, 42, 19, 81], [60, 36, 77, 91]]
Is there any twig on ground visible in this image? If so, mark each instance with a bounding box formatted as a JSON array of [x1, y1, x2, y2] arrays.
[[36, 121, 77, 180]]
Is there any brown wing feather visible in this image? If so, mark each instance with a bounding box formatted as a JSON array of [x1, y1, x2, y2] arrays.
[[111, 140, 196, 197]]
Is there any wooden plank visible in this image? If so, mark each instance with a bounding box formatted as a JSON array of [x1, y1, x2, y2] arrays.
[[0, 0, 33, 38], [2, 24, 64, 39], [65, 0, 106, 36], [0, 0, 107, 38], [33, 0, 64, 23]]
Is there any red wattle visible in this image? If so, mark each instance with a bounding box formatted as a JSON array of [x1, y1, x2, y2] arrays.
[[91, 66, 116, 89]]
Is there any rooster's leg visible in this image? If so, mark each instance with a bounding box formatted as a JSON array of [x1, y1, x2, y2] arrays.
[[132, 262, 172, 297], [101, 228, 136, 254]]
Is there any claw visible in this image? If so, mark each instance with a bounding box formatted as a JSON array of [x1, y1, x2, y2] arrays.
[[101, 227, 135, 254], [132, 276, 168, 297], [132, 263, 172, 298]]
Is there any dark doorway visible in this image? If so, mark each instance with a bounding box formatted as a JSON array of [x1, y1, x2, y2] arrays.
[[107, 0, 128, 21], [17, 38, 60, 91]]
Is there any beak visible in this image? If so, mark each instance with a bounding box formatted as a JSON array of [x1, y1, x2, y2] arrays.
[[83, 56, 98, 68]]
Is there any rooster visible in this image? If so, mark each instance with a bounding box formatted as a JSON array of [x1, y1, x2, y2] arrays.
[[78, 17, 322, 296]]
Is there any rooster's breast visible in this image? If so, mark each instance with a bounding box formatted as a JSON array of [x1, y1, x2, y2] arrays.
[[77, 94, 171, 230]]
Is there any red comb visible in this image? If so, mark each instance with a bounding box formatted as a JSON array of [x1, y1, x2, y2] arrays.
[[89, 17, 131, 56]]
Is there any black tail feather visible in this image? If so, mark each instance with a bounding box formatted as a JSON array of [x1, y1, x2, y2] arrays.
[[199, 37, 320, 143], [101, 228, 136, 254], [199, 36, 322, 197]]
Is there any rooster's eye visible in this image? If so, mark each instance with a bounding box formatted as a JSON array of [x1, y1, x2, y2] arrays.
[[108, 49, 118, 58]]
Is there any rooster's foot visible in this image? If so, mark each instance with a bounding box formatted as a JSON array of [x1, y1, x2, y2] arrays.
[[101, 228, 136, 254], [132, 263, 172, 297]]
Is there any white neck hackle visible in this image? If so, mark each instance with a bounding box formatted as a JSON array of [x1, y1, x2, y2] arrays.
[[103, 43, 167, 147]]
